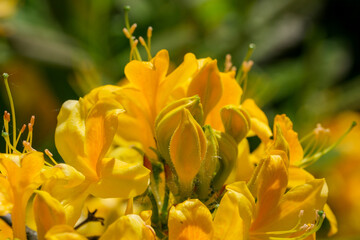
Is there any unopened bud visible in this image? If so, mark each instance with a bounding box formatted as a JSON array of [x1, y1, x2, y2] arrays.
[[221, 105, 251, 143], [155, 96, 204, 163], [169, 109, 206, 195]]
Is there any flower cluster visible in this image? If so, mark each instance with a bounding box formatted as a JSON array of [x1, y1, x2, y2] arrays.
[[0, 20, 349, 240]]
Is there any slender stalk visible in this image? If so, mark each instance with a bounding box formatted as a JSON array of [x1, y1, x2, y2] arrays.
[[3, 73, 17, 148]]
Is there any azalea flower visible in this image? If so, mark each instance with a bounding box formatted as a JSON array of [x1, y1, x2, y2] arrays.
[[168, 151, 328, 240], [53, 94, 150, 223]]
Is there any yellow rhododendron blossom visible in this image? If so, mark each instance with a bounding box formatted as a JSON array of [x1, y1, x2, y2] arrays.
[[55, 99, 150, 198], [0, 152, 44, 240], [53, 97, 150, 226], [168, 152, 327, 240]]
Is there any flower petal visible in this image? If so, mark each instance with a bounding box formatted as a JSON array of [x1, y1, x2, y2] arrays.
[[100, 214, 155, 240], [45, 225, 87, 240], [168, 199, 213, 240], [187, 60, 223, 118], [206, 71, 242, 131], [88, 148, 150, 198], [274, 114, 304, 164], [250, 154, 288, 231], [213, 182, 254, 240], [255, 179, 328, 233], [33, 190, 66, 240]]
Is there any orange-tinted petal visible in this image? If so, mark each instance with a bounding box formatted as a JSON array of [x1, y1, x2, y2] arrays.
[[33, 190, 66, 240], [187, 60, 223, 118], [168, 199, 213, 240]]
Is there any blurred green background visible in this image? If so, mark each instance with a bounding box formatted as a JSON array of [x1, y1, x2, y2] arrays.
[[0, 0, 359, 238]]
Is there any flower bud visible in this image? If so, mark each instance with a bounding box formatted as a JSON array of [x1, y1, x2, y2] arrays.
[[212, 131, 238, 190], [169, 109, 207, 196], [221, 105, 251, 143], [155, 96, 204, 164]]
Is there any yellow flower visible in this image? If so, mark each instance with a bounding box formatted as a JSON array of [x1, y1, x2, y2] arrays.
[[324, 111, 360, 236], [168, 151, 328, 240], [117, 49, 264, 161], [54, 97, 150, 224], [0, 152, 44, 240], [0, 0, 18, 18]]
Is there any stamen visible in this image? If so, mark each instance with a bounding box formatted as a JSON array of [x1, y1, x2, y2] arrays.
[[130, 39, 139, 61], [4, 111, 10, 122], [23, 141, 34, 152], [239, 60, 254, 103], [3, 134, 21, 154], [242, 60, 254, 73], [253, 210, 326, 240], [296, 121, 356, 168], [3, 73, 17, 147], [123, 6, 142, 61], [224, 54, 233, 72], [14, 124, 26, 149], [122, 28, 131, 39], [139, 36, 152, 61], [235, 43, 256, 84], [129, 23, 137, 35], [45, 149, 58, 166], [30, 115, 35, 126], [147, 26, 153, 51]]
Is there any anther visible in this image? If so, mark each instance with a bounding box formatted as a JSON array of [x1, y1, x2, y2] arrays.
[[20, 124, 26, 133], [147, 26, 153, 39], [224, 54, 233, 72], [123, 28, 131, 39], [129, 23, 137, 35], [4, 111, 10, 122], [139, 36, 146, 47], [45, 149, 53, 157], [242, 60, 254, 73], [30, 115, 35, 126], [45, 149, 58, 165], [28, 123, 33, 132], [23, 141, 34, 152]]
